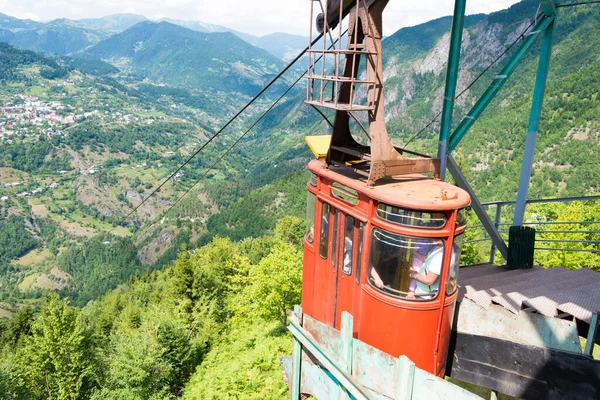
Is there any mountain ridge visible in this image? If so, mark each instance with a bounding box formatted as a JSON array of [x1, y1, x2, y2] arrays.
[[79, 20, 286, 95]]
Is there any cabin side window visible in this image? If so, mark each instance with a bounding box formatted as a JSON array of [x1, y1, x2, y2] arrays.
[[331, 209, 340, 266], [342, 216, 355, 275], [331, 182, 359, 205], [376, 203, 447, 229], [319, 203, 331, 258], [305, 192, 316, 243], [456, 208, 467, 228], [446, 234, 463, 295], [355, 222, 364, 283], [368, 228, 444, 300]]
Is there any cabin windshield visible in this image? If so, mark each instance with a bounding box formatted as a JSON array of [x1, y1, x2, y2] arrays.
[[368, 228, 445, 300]]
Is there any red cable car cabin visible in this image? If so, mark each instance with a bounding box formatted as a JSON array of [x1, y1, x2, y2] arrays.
[[301, 0, 471, 378], [302, 159, 470, 377]]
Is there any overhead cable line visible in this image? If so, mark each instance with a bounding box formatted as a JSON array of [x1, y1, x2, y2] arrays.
[[120, 32, 325, 223], [556, 1, 600, 7], [160, 32, 348, 220], [161, 72, 308, 219], [402, 15, 538, 148]]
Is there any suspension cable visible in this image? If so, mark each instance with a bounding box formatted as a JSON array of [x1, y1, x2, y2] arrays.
[[120, 32, 325, 223], [162, 72, 308, 219], [160, 33, 348, 220]]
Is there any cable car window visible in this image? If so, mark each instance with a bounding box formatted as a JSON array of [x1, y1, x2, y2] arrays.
[[342, 216, 355, 275], [446, 234, 463, 295], [305, 192, 316, 243], [331, 209, 340, 266], [376, 203, 446, 229], [332, 182, 359, 205], [368, 228, 444, 300], [456, 209, 467, 228], [355, 222, 364, 284], [309, 173, 317, 187], [319, 203, 330, 258]]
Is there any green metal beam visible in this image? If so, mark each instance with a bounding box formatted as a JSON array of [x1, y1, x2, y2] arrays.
[[540, 0, 556, 16], [513, 18, 555, 226], [447, 15, 554, 153], [438, 0, 467, 180]]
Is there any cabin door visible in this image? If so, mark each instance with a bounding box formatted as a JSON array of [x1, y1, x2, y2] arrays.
[[333, 213, 364, 329]]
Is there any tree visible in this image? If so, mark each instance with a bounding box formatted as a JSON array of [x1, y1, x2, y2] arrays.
[[16, 293, 96, 400], [91, 325, 172, 400], [236, 241, 302, 326], [274, 216, 305, 249]]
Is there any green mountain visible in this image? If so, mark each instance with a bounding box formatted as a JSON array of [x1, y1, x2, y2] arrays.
[[0, 16, 111, 54], [0, 12, 41, 29], [80, 21, 286, 95]]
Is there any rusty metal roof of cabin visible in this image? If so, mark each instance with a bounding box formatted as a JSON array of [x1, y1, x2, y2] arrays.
[[458, 264, 600, 324], [308, 159, 471, 211]]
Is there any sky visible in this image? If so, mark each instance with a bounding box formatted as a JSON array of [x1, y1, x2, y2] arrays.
[[0, 0, 522, 37]]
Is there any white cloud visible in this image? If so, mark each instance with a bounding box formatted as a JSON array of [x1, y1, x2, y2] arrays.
[[0, 0, 522, 37]]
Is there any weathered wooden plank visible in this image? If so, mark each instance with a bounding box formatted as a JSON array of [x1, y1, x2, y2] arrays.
[[290, 312, 482, 399], [339, 312, 354, 400], [394, 356, 415, 399], [352, 338, 397, 398], [447, 332, 600, 399], [290, 306, 303, 400], [456, 299, 581, 353], [288, 320, 372, 400], [304, 312, 343, 365]]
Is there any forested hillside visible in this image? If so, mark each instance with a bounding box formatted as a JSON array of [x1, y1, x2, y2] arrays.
[[0, 15, 110, 54], [79, 21, 288, 96], [0, 216, 304, 399]]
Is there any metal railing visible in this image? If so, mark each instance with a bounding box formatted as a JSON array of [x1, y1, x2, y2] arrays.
[[464, 195, 600, 264]]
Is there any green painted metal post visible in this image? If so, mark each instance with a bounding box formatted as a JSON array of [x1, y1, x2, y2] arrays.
[[438, 0, 466, 181], [513, 18, 555, 226], [447, 15, 554, 153], [584, 312, 599, 357], [290, 305, 303, 400]]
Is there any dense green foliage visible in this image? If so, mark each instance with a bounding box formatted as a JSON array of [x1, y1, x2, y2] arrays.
[[56, 235, 142, 306], [200, 171, 309, 244], [0, 137, 71, 173], [0, 216, 38, 266], [57, 56, 119, 76], [0, 42, 69, 82], [0, 217, 304, 398]]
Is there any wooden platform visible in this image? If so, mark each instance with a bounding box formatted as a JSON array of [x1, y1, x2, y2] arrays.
[[448, 264, 600, 399], [458, 263, 600, 325]]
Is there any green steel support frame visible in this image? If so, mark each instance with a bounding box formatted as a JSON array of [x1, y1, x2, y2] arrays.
[[447, 13, 555, 153], [513, 13, 556, 226], [438, 0, 466, 181], [440, 1, 556, 260]]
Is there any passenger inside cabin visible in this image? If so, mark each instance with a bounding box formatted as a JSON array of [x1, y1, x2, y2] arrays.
[[408, 243, 444, 299], [368, 228, 446, 300], [408, 243, 457, 299]]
